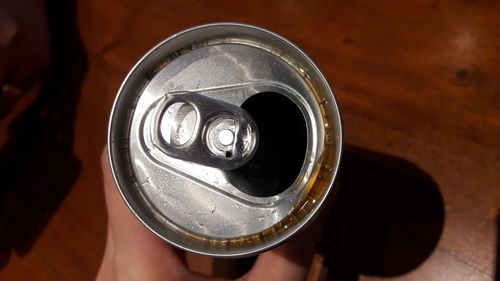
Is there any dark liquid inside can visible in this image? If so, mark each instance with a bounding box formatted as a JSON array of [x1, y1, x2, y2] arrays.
[[228, 92, 307, 197]]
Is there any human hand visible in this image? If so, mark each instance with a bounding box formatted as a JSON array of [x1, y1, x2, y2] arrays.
[[97, 147, 327, 281]]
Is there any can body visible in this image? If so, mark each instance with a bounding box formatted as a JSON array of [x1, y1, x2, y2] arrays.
[[108, 23, 342, 257]]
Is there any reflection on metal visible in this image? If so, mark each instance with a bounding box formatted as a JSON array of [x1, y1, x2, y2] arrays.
[[151, 92, 258, 170], [108, 23, 343, 257]]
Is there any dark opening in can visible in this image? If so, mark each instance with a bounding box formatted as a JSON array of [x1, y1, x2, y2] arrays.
[[108, 23, 342, 257]]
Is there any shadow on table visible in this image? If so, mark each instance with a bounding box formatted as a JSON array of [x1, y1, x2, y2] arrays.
[[0, 0, 87, 267], [319, 145, 445, 280], [216, 145, 445, 280]]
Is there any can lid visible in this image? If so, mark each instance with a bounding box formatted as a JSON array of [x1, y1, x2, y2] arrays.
[[108, 23, 342, 257]]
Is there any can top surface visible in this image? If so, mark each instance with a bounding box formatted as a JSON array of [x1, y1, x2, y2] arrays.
[[108, 23, 342, 257]]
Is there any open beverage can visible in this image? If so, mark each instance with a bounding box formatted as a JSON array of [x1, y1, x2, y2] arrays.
[[108, 23, 342, 257]]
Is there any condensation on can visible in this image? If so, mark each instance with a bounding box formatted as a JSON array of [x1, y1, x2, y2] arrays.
[[108, 23, 342, 257]]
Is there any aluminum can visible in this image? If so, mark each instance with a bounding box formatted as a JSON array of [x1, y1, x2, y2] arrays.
[[108, 23, 342, 257]]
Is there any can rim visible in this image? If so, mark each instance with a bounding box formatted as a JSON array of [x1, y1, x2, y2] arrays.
[[107, 22, 343, 257]]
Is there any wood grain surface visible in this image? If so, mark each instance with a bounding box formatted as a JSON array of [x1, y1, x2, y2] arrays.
[[0, 0, 499, 280]]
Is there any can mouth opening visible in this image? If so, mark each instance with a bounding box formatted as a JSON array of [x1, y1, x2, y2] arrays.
[[225, 92, 307, 197]]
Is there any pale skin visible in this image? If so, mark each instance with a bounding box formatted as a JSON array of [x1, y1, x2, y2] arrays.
[[97, 148, 329, 281]]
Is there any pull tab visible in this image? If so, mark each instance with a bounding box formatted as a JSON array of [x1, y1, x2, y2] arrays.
[[150, 92, 259, 170]]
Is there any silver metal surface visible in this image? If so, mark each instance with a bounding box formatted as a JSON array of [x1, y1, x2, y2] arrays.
[[150, 91, 258, 170], [108, 23, 343, 257]]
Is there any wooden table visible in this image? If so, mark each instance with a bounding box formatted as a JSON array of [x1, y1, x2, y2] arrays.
[[0, 0, 498, 280]]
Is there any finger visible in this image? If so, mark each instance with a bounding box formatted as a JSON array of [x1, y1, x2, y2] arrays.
[[98, 147, 190, 281], [241, 227, 317, 281]]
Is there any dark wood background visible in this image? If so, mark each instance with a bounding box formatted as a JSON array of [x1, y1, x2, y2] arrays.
[[0, 0, 498, 280]]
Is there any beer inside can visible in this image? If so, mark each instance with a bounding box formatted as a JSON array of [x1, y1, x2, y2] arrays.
[[108, 23, 342, 257]]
